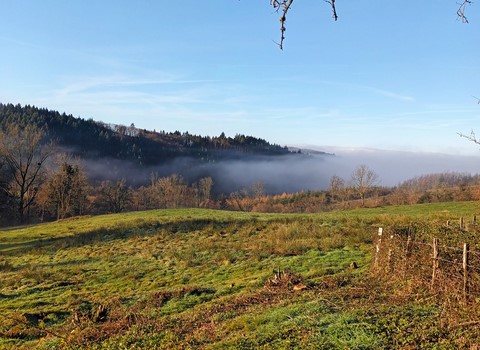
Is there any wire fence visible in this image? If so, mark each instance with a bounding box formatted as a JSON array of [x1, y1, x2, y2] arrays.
[[372, 218, 480, 305]]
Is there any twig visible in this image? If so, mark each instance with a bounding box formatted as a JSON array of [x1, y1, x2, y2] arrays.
[[271, 0, 294, 50], [457, 0, 472, 23], [324, 0, 338, 21], [450, 320, 480, 328], [458, 130, 480, 145], [270, 0, 338, 50]]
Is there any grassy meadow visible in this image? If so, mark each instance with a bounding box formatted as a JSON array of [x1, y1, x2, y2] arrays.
[[1, 203, 480, 349]]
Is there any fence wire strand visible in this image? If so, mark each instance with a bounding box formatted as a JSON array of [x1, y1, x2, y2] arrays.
[[374, 219, 480, 305]]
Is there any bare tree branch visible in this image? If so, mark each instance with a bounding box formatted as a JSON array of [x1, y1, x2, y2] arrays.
[[324, 0, 338, 21], [271, 0, 294, 50], [270, 0, 338, 50], [458, 130, 480, 145], [269, 1, 470, 50], [457, 0, 472, 23]]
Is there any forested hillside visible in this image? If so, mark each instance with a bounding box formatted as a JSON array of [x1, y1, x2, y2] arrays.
[[2, 102, 479, 227], [0, 103, 291, 166], [0, 103, 304, 225]]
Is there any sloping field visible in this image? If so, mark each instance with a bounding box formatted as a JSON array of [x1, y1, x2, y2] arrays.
[[1, 203, 479, 349]]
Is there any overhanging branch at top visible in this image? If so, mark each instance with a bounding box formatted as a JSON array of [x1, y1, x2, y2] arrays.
[[270, 0, 338, 50]]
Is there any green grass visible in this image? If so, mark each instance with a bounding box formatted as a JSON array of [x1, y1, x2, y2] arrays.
[[1, 203, 480, 349]]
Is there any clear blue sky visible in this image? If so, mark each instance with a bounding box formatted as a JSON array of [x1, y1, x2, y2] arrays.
[[1, 1, 479, 155]]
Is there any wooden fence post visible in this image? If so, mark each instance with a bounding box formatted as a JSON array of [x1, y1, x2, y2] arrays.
[[374, 227, 383, 269], [463, 243, 469, 303], [387, 232, 395, 272], [460, 217, 465, 230], [403, 235, 412, 278], [431, 238, 439, 289]]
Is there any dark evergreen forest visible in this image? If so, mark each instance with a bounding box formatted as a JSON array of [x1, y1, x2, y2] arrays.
[[0, 103, 291, 166]]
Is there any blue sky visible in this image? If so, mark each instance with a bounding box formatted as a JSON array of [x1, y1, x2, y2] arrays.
[[1, 1, 480, 155]]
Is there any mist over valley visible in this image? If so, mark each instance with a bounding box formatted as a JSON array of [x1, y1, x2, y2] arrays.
[[70, 140, 480, 195], [3, 103, 479, 196]]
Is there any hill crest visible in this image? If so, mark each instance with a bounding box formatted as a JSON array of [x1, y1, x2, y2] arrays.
[[0, 102, 293, 167]]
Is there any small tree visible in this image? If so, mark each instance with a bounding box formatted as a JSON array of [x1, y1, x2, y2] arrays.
[[196, 177, 214, 208], [98, 179, 131, 213], [329, 175, 345, 202], [0, 124, 52, 223], [43, 156, 89, 220], [131, 185, 152, 211], [251, 181, 265, 197], [350, 164, 379, 207], [155, 174, 189, 208]]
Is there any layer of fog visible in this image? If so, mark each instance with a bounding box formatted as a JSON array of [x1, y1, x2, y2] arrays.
[[311, 146, 480, 187], [80, 146, 480, 195], [210, 147, 480, 193]]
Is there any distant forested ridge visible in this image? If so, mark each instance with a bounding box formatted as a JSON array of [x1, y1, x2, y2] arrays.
[[2, 102, 480, 227], [0, 103, 291, 165]]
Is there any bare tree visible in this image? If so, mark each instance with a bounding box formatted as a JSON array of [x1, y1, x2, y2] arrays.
[[0, 124, 52, 223], [228, 189, 250, 212], [149, 174, 189, 209], [251, 181, 265, 197], [98, 178, 131, 213], [350, 164, 379, 207], [197, 177, 214, 208], [329, 175, 345, 204], [131, 185, 152, 211], [160, 174, 189, 208], [41, 155, 89, 220]]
